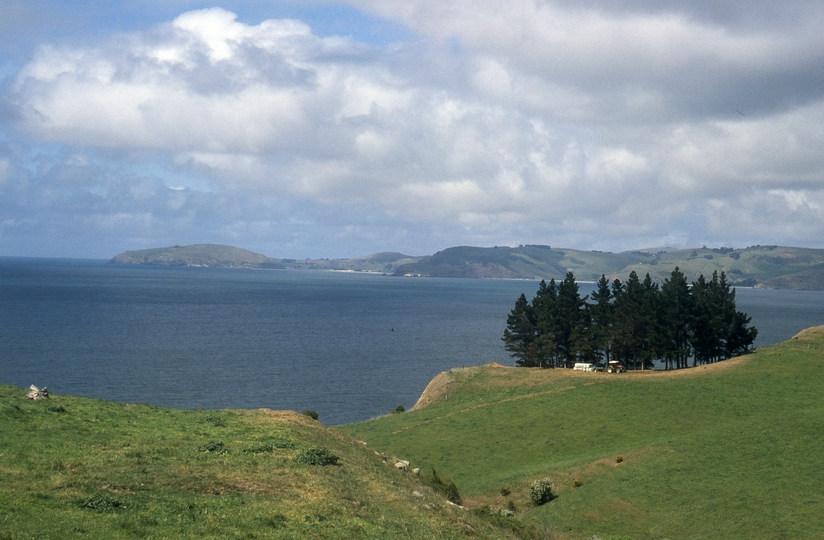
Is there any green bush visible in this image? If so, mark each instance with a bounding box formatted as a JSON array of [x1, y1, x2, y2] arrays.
[[196, 441, 228, 454], [295, 447, 339, 466], [301, 410, 319, 421], [391, 405, 405, 414], [426, 468, 462, 505], [204, 415, 227, 427], [242, 441, 295, 454], [529, 478, 553, 506], [80, 495, 126, 512]]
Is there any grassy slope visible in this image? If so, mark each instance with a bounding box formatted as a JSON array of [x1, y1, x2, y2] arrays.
[[391, 245, 824, 287], [341, 328, 824, 539], [0, 393, 525, 539]]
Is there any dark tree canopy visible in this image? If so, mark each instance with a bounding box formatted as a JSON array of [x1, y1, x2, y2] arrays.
[[502, 268, 757, 370]]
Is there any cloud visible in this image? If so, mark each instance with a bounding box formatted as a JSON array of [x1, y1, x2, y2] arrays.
[[4, 2, 824, 258]]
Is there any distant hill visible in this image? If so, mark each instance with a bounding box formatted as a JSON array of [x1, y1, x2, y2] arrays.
[[392, 244, 824, 289], [109, 244, 285, 269], [756, 263, 824, 290], [110, 245, 420, 274], [111, 243, 824, 289], [281, 252, 422, 274]]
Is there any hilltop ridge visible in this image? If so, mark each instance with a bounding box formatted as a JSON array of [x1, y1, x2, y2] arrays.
[[110, 243, 824, 289], [109, 244, 285, 269]]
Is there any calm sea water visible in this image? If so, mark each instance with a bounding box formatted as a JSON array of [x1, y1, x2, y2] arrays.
[[2, 258, 823, 424]]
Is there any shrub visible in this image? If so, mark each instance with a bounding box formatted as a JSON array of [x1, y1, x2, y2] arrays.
[[500, 486, 511, 497], [204, 415, 227, 427], [472, 506, 526, 535], [426, 468, 462, 505], [391, 405, 405, 414], [295, 447, 339, 466], [80, 495, 126, 512], [572, 478, 583, 488], [301, 410, 319, 421], [242, 441, 295, 454], [196, 441, 228, 454], [529, 478, 553, 506], [616, 455, 624, 463]]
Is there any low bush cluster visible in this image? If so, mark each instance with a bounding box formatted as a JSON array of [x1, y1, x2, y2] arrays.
[[242, 441, 295, 454], [80, 495, 126, 512], [204, 415, 227, 427], [529, 478, 553, 506], [295, 446, 339, 466], [196, 441, 228, 454], [426, 468, 462, 505]]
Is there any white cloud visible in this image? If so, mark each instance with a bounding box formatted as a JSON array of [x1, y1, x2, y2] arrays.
[[4, 2, 824, 258]]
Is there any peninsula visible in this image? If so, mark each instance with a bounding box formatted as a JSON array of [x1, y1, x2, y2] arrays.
[[110, 243, 824, 290]]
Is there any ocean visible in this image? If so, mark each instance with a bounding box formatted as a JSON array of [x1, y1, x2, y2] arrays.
[[2, 257, 823, 425]]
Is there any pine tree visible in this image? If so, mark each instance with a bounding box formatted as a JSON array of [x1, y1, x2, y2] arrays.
[[612, 271, 650, 369], [532, 279, 560, 367], [690, 273, 726, 364], [502, 293, 539, 366], [555, 272, 587, 367], [660, 267, 693, 369], [587, 274, 615, 366]]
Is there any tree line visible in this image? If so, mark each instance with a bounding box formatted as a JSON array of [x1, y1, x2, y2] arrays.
[[502, 268, 758, 370]]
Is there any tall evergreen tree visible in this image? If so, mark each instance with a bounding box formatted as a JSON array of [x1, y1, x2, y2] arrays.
[[502, 293, 539, 366], [660, 267, 693, 369], [726, 310, 759, 356], [612, 271, 652, 369], [504, 268, 757, 371], [641, 272, 662, 368], [533, 279, 561, 367], [587, 274, 615, 365], [555, 272, 587, 367], [715, 271, 758, 357], [690, 273, 726, 364]]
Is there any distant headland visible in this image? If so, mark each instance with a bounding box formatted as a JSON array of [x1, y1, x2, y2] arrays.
[[110, 243, 824, 290]]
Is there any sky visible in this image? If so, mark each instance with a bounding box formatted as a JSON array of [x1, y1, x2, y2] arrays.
[[1, 1, 823, 259]]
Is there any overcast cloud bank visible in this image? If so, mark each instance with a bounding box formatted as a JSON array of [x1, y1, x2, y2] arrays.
[[1, 1, 823, 258]]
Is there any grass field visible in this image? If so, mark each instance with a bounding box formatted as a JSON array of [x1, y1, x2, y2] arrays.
[[0, 390, 527, 539], [4, 328, 823, 539], [341, 327, 824, 539]]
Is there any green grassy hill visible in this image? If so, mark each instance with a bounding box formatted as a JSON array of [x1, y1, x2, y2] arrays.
[[110, 244, 285, 269], [110, 243, 824, 288], [0, 391, 525, 539], [392, 244, 824, 288], [342, 327, 824, 539], [7, 329, 823, 538]]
